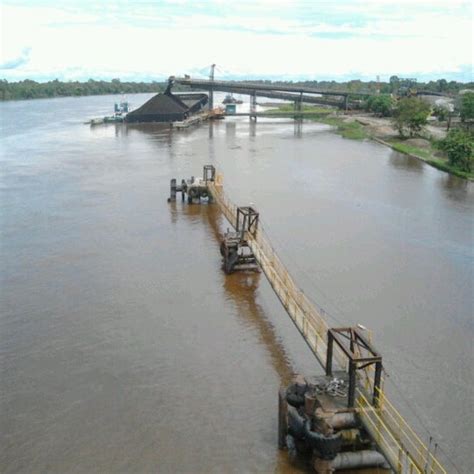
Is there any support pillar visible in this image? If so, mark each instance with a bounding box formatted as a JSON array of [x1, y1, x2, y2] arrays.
[[294, 92, 303, 121], [209, 88, 214, 110], [209, 63, 216, 110], [250, 91, 257, 122], [348, 361, 356, 408], [373, 361, 383, 407], [326, 330, 334, 376]]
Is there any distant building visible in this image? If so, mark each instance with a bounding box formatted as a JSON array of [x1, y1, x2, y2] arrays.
[[126, 91, 208, 123]]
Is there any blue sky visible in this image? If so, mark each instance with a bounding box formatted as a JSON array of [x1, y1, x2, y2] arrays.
[[1, 0, 472, 82]]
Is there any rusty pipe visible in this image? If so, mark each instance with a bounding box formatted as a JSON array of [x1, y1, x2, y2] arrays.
[[331, 450, 390, 470], [327, 413, 358, 430]]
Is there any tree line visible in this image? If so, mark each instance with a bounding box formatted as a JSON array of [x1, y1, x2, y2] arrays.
[[0, 79, 166, 101], [247, 77, 474, 95], [2, 77, 473, 101]]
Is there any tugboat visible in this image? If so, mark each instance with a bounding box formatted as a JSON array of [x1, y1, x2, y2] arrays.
[[87, 98, 130, 125], [104, 100, 129, 123], [222, 93, 243, 105]]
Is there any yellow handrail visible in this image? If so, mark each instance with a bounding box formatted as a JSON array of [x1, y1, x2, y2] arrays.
[[357, 391, 422, 473], [375, 387, 447, 474]]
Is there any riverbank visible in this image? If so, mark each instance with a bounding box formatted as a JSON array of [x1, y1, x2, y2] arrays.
[[372, 136, 473, 180], [266, 104, 369, 139], [353, 115, 473, 180], [272, 105, 473, 180]]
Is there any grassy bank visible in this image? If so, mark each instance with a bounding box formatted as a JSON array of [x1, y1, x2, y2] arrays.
[[388, 141, 431, 159], [385, 139, 473, 180], [424, 158, 473, 180], [316, 116, 368, 140], [272, 105, 368, 140]]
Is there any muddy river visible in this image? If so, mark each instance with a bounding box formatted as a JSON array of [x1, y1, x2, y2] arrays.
[[1, 93, 472, 472]]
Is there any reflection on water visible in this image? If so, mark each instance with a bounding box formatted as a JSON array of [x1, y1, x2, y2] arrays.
[[294, 121, 303, 138], [387, 148, 473, 208], [249, 120, 257, 138], [225, 120, 237, 140], [124, 122, 173, 145], [222, 272, 294, 385], [200, 202, 293, 384], [388, 150, 423, 172], [439, 173, 472, 202]]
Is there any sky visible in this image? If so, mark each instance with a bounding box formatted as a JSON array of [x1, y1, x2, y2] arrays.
[[0, 0, 472, 83]]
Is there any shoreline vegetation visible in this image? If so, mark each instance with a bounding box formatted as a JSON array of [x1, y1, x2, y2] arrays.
[[0, 79, 187, 101], [269, 104, 473, 181], [0, 79, 166, 101], [373, 137, 472, 180], [1, 77, 473, 102]]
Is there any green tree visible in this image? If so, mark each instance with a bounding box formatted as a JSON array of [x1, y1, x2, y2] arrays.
[[460, 92, 474, 122], [0, 78, 164, 100], [433, 105, 449, 122], [392, 97, 431, 137], [389, 75, 400, 92], [366, 94, 394, 117], [436, 79, 448, 92], [438, 129, 473, 172]]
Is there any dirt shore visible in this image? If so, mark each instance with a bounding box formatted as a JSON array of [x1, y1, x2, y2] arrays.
[[344, 113, 448, 141]]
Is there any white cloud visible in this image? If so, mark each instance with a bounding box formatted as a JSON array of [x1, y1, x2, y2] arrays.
[[0, 2, 472, 81]]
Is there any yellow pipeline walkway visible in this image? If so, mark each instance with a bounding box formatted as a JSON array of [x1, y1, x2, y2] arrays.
[[207, 176, 447, 474]]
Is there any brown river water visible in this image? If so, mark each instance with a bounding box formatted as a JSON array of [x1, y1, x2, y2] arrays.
[[1, 93, 473, 473]]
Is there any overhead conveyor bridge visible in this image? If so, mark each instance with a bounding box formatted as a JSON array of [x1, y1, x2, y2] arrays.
[[171, 77, 372, 97], [170, 77, 452, 111], [171, 77, 358, 109]]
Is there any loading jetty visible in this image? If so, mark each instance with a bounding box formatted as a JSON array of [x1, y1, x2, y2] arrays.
[[168, 165, 447, 474], [173, 108, 225, 129]]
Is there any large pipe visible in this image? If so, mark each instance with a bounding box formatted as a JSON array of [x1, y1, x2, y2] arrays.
[[328, 413, 358, 430], [287, 406, 306, 439], [331, 450, 390, 470], [304, 420, 342, 459]]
